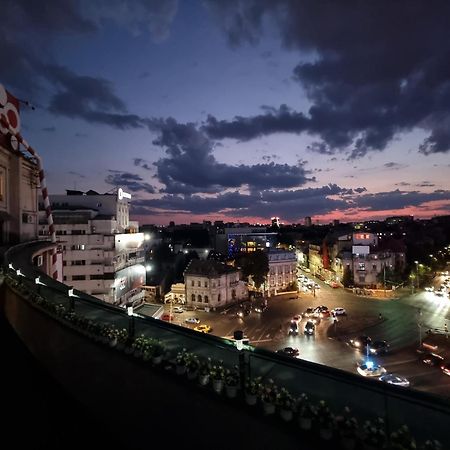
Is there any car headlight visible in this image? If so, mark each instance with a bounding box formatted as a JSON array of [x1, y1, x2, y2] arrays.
[[370, 349, 376, 354]]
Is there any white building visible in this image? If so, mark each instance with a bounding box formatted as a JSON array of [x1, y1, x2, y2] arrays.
[[184, 259, 248, 310], [38, 189, 145, 305], [267, 249, 297, 296]]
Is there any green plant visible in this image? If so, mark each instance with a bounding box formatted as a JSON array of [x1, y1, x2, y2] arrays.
[[199, 357, 212, 376], [225, 366, 240, 386], [260, 379, 279, 404], [210, 362, 226, 381], [390, 425, 416, 450], [336, 406, 358, 438], [316, 400, 334, 428], [186, 353, 200, 372], [245, 376, 262, 395], [175, 348, 189, 366], [275, 387, 294, 410], [363, 417, 387, 448], [421, 439, 442, 450]]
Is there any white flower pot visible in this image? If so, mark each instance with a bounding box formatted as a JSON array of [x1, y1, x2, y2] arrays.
[[212, 379, 224, 394], [279, 408, 293, 422], [199, 374, 210, 386], [319, 427, 333, 441], [225, 384, 238, 398], [245, 393, 257, 405], [299, 417, 312, 431], [262, 401, 275, 415]]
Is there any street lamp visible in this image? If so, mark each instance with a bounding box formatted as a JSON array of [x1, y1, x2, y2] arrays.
[[417, 308, 423, 348], [35, 276, 44, 294], [414, 261, 419, 289], [127, 304, 135, 339], [68, 286, 75, 311], [233, 330, 246, 392]]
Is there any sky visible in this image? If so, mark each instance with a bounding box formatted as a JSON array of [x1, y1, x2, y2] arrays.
[[1, 0, 450, 226]]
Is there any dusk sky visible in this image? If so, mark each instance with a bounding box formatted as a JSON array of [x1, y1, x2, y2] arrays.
[[2, 0, 450, 225]]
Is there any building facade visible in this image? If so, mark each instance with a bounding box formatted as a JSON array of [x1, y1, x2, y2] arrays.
[[38, 189, 145, 305], [184, 259, 248, 310], [267, 249, 297, 296]]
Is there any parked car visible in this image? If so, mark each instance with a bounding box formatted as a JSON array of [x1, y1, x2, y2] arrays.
[[185, 317, 200, 324], [161, 313, 174, 321], [422, 353, 445, 366], [277, 347, 300, 358], [369, 340, 389, 355], [331, 307, 347, 316], [330, 282, 340, 288], [314, 305, 330, 317], [379, 373, 410, 387], [304, 320, 316, 335], [357, 362, 386, 377], [348, 335, 372, 350], [173, 306, 184, 313], [194, 324, 212, 333], [303, 307, 315, 317]]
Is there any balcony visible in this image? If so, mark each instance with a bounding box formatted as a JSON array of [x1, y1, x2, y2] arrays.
[[2, 240, 450, 449]]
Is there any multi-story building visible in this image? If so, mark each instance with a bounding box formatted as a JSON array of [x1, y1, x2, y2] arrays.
[[0, 86, 39, 245], [266, 248, 297, 296], [38, 189, 145, 305], [184, 259, 248, 310]]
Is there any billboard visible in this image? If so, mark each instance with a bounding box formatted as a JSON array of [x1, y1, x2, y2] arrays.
[[114, 264, 146, 302]]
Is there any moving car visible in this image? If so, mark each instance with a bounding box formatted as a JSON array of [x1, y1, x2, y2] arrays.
[[288, 320, 299, 336], [314, 305, 330, 317], [348, 335, 372, 350], [357, 362, 386, 377], [276, 347, 300, 358], [331, 307, 347, 316], [369, 340, 389, 355], [379, 373, 410, 387], [173, 306, 184, 313], [422, 353, 445, 366], [194, 324, 212, 333], [304, 320, 316, 335], [303, 307, 315, 317], [441, 363, 450, 376], [185, 317, 200, 324]]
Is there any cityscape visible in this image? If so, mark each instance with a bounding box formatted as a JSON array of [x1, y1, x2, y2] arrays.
[[1, 2, 450, 449]]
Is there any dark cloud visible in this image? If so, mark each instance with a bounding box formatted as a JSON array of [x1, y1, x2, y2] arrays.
[[383, 162, 407, 170], [68, 171, 86, 178], [417, 181, 435, 187], [134, 158, 153, 171], [105, 170, 155, 193], [133, 184, 350, 220], [148, 117, 313, 194], [204, 0, 450, 156], [355, 189, 450, 211]]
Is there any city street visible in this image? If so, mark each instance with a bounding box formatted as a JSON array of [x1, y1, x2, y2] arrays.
[[163, 274, 450, 399]]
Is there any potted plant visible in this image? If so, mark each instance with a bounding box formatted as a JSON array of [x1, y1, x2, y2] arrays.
[[224, 366, 240, 398], [296, 393, 315, 431], [210, 362, 226, 394], [149, 340, 165, 365], [186, 353, 200, 380], [362, 418, 387, 450], [336, 406, 359, 450], [198, 358, 212, 386], [259, 379, 279, 415], [244, 376, 262, 405], [316, 400, 335, 441], [390, 425, 416, 450], [175, 348, 189, 375], [276, 387, 294, 422], [420, 440, 442, 450]]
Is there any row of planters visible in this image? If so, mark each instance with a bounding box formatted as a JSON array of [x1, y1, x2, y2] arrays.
[[7, 275, 444, 450]]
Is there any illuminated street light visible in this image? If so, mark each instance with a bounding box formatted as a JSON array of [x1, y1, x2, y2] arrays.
[[414, 261, 420, 289], [144, 234, 151, 241], [68, 286, 75, 311], [233, 330, 246, 392], [127, 305, 135, 338], [145, 265, 152, 272]]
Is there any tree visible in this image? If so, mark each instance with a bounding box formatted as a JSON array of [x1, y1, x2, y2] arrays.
[[235, 250, 269, 289], [342, 266, 353, 287]]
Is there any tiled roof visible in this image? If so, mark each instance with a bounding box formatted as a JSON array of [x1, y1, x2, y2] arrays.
[[184, 259, 237, 277]]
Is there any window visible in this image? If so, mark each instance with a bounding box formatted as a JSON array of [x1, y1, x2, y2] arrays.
[[358, 263, 365, 271], [197, 280, 201, 287], [217, 294, 221, 302], [191, 294, 195, 302], [372, 264, 377, 270], [231, 289, 236, 299], [63, 276, 67, 281], [204, 281, 208, 288], [72, 230, 86, 235], [197, 295, 202, 302], [72, 260, 86, 266], [204, 295, 209, 303], [90, 275, 104, 280], [191, 280, 194, 286], [72, 275, 86, 281], [212, 282, 216, 288], [62, 261, 67, 266]]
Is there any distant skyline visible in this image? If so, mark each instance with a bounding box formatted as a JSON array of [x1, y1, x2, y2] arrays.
[[2, 0, 450, 225]]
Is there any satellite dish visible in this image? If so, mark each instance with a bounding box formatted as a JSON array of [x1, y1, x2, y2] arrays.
[[10, 135, 19, 151], [4, 102, 20, 133], [0, 84, 7, 107]]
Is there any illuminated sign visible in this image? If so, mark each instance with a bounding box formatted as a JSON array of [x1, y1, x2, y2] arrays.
[[118, 188, 131, 200]]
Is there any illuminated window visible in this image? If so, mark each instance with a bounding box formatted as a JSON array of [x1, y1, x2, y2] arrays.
[[359, 263, 365, 271]]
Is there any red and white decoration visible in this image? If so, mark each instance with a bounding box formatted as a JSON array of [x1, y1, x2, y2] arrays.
[[0, 83, 59, 280]]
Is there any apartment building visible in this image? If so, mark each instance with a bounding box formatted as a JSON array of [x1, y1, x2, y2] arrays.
[[267, 248, 297, 296]]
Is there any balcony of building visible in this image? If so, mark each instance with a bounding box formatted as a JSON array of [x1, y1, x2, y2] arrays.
[[1, 240, 450, 450]]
